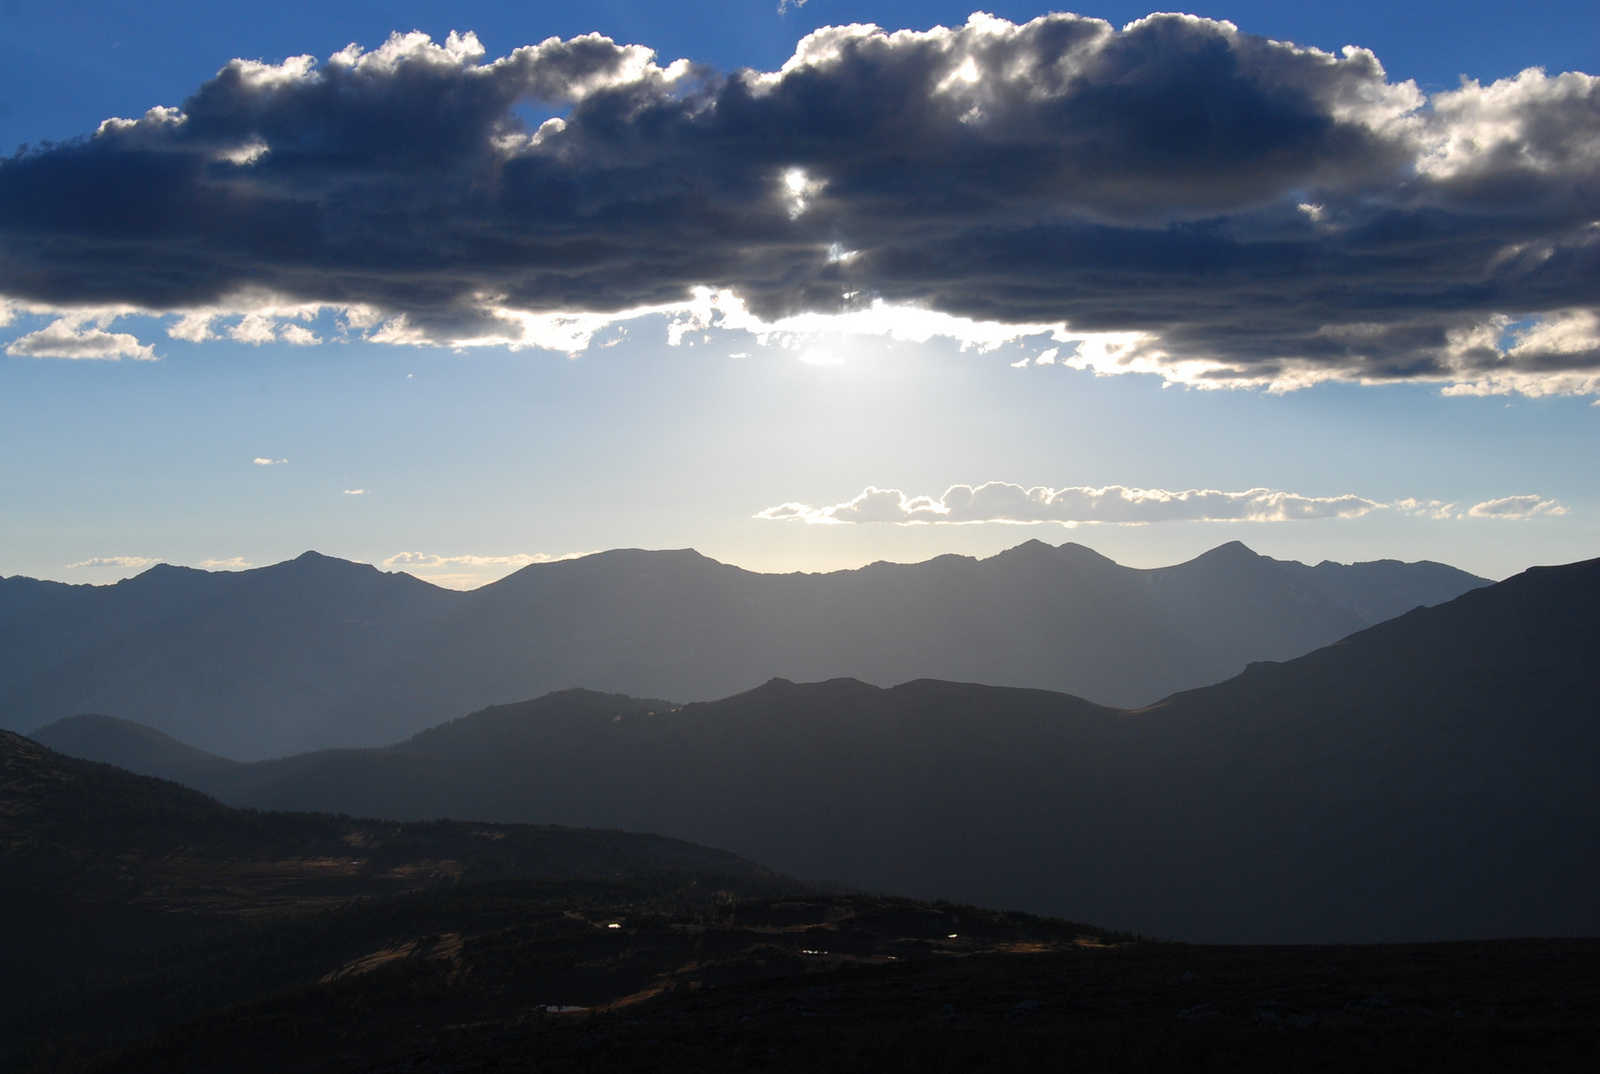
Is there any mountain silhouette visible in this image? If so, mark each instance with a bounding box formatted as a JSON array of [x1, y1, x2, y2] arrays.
[[39, 555, 1598, 943], [5, 541, 1484, 758]]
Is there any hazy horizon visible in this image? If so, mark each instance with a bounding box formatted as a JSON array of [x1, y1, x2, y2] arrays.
[[2, 534, 1518, 591]]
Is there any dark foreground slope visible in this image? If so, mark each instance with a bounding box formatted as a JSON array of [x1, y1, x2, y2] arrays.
[[75, 931, 1600, 1074], [0, 730, 784, 1015], [1, 730, 1142, 1074], [6, 540, 1484, 756], [10, 725, 1600, 1073], [50, 556, 1598, 943]]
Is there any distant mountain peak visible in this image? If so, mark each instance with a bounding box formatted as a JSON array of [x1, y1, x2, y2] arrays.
[[1191, 539, 1260, 560], [282, 550, 381, 573], [118, 562, 199, 583], [1052, 541, 1120, 564], [30, 712, 239, 776]]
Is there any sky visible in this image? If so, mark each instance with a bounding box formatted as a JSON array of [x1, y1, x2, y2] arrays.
[[0, 1, 1596, 587]]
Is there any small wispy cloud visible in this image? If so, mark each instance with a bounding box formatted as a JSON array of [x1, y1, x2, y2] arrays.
[[6, 318, 157, 361], [67, 556, 157, 569], [1394, 498, 1458, 520], [343, 488, 366, 495], [1033, 348, 1059, 365], [758, 483, 1388, 527], [199, 557, 252, 569], [253, 457, 288, 466], [226, 314, 321, 346], [1464, 495, 1568, 519], [761, 484, 1570, 526], [168, 302, 326, 345], [1398, 495, 1568, 520]]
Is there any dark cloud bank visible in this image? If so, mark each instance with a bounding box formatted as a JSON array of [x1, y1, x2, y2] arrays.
[[3, 13, 1600, 392]]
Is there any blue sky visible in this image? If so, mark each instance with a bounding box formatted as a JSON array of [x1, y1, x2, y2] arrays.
[[1, 2, 1596, 586]]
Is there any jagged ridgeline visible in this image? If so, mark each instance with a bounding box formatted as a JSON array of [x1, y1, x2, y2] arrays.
[[0, 540, 1484, 757]]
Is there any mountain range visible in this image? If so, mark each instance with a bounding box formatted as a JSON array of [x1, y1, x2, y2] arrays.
[[3, 539, 1484, 757], [39, 555, 1599, 944]]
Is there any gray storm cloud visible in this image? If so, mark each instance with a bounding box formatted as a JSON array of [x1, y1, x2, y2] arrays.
[[3, 14, 1600, 392]]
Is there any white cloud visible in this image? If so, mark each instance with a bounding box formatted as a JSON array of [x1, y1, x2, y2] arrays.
[[1394, 498, 1458, 520], [1464, 495, 1567, 519], [199, 557, 252, 569], [343, 489, 366, 495], [228, 313, 279, 344], [5, 317, 157, 361], [764, 484, 1574, 525], [3, 288, 1098, 367], [1417, 68, 1600, 181], [165, 296, 331, 345], [757, 483, 1389, 526], [67, 556, 158, 569], [253, 457, 288, 466], [167, 313, 216, 342], [665, 289, 1073, 355], [217, 310, 323, 346]]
